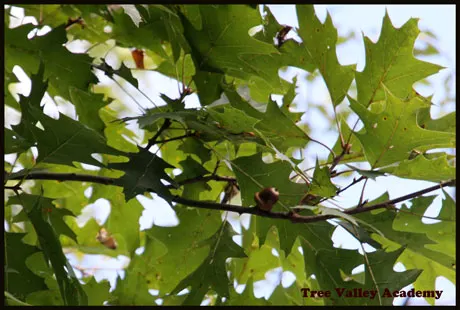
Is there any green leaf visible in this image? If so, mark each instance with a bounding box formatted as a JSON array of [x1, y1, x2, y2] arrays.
[[109, 7, 169, 59], [337, 221, 382, 249], [12, 193, 88, 305], [100, 107, 140, 153], [12, 63, 124, 167], [355, 11, 443, 106], [309, 159, 337, 197], [5, 23, 97, 101], [223, 83, 264, 119], [349, 88, 455, 168], [26, 289, 63, 305], [346, 164, 386, 180], [417, 108, 456, 133], [5, 291, 32, 306], [355, 193, 455, 274], [313, 246, 421, 305], [69, 88, 107, 135], [180, 5, 284, 99], [178, 138, 211, 164], [281, 76, 304, 123], [97, 60, 139, 89], [4, 233, 47, 302], [380, 153, 455, 182], [329, 116, 366, 164], [110, 208, 222, 304], [156, 52, 196, 89], [91, 185, 144, 256], [5, 128, 32, 154], [232, 153, 307, 208], [18, 5, 111, 43], [5, 70, 20, 110], [388, 192, 455, 304], [171, 222, 247, 305], [227, 277, 269, 305], [109, 146, 177, 201], [208, 106, 259, 134], [10, 193, 77, 243], [176, 156, 209, 182], [193, 71, 224, 106], [255, 99, 310, 153], [82, 278, 111, 306], [296, 5, 356, 106]]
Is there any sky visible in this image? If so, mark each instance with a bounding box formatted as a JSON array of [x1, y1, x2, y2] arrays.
[[5, 4, 455, 306]]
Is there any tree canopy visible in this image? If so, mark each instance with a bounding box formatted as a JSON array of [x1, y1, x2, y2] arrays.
[[4, 4, 455, 306]]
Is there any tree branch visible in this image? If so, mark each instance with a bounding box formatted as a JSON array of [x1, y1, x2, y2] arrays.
[[145, 119, 171, 150], [6, 172, 455, 224], [7, 172, 115, 185], [7, 171, 235, 188]]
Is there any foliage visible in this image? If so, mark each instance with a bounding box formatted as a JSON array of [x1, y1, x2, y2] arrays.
[[4, 4, 455, 306]]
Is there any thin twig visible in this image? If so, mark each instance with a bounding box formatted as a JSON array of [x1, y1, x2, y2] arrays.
[[352, 225, 383, 305], [330, 169, 354, 178], [357, 178, 369, 207], [317, 175, 366, 205], [336, 176, 366, 196]]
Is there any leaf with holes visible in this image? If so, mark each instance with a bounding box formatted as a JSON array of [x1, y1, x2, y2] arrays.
[[355, 11, 443, 106], [349, 88, 455, 168], [380, 153, 455, 182]]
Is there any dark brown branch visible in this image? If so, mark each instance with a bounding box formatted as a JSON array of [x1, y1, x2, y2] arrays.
[[145, 119, 171, 150], [5, 171, 455, 224], [7, 171, 235, 188], [7, 172, 115, 185], [171, 179, 455, 223]]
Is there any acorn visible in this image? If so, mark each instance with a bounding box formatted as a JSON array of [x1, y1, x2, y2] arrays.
[[254, 187, 279, 212]]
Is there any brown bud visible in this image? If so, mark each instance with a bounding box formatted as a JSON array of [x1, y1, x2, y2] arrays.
[[96, 228, 117, 250], [254, 187, 279, 212]]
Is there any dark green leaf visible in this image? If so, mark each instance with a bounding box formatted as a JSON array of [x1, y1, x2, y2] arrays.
[[5, 23, 97, 101], [109, 146, 177, 201], [12, 193, 87, 305], [5, 233, 47, 301], [171, 222, 247, 305]]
